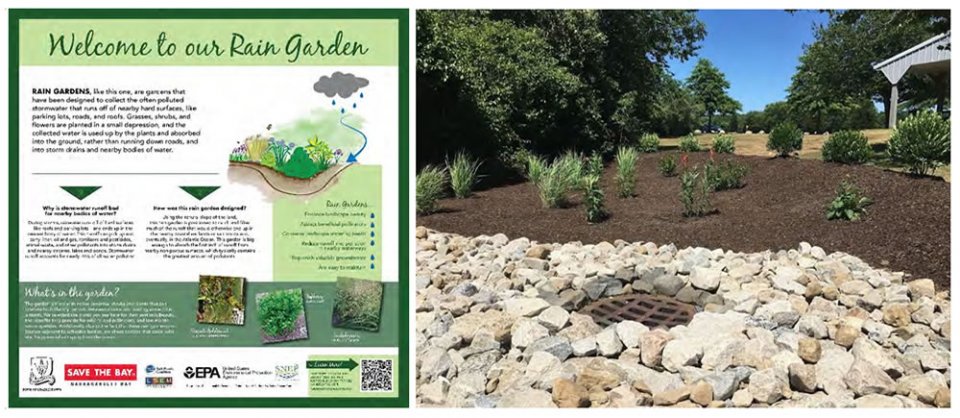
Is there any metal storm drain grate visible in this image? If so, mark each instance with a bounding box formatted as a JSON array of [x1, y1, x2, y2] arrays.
[[579, 293, 696, 329]]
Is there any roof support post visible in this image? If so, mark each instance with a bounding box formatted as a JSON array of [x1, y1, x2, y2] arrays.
[[888, 83, 899, 128]]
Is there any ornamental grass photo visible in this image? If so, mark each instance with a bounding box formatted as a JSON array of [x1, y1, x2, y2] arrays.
[[331, 277, 384, 332]]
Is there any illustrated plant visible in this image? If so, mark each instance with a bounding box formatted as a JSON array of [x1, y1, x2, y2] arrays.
[[678, 134, 702, 152], [712, 134, 736, 154], [229, 143, 249, 162], [447, 151, 482, 198], [637, 133, 660, 153], [826, 180, 872, 221], [257, 288, 304, 337], [245, 135, 270, 162], [680, 168, 711, 217], [615, 146, 638, 198], [267, 138, 295, 169], [535, 151, 583, 208], [767, 122, 803, 157], [416, 165, 447, 215], [658, 155, 678, 177], [281, 147, 323, 179], [260, 151, 277, 169], [332, 278, 384, 332], [704, 159, 748, 191], [822, 130, 871, 164], [305, 136, 334, 165], [333, 148, 344, 164], [582, 174, 607, 223], [888, 110, 950, 176]]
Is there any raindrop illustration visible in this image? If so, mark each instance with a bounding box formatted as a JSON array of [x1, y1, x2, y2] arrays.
[[360, 92, 364, 99], [332, 99, 336, 106], [340, 108, 345, 114], [352, 103, 357, 109]]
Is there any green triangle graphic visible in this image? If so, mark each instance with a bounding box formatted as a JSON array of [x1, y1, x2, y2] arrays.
[[61, 186, 101, 200], [180, 186, 220, 201]]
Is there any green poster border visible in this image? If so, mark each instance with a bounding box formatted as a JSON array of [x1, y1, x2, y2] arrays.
[[7, 8, 409, 408]]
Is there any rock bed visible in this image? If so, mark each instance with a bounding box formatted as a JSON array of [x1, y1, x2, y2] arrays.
[[415, 228, 951, 408]]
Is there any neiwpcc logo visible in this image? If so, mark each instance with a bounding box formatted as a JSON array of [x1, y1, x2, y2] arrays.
[[183, 366, 221, 379]]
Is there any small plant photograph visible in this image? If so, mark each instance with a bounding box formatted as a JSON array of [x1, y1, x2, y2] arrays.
[[196, 275, 246, 326], [256, 288, 308, 344], [331, 277, 384, 332]]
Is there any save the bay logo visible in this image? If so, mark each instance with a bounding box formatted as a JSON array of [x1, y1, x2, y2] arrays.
[[29, 356, 56, 386]]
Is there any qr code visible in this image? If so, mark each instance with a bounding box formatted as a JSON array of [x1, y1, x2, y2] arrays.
[[360, 359, 393, 392]]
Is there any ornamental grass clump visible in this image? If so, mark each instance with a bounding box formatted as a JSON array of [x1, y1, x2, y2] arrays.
[[331, 278, 384, 332], [615, 146, 638, 198], [679, 134, 702, 152], [582, 174, 607, 223], [416, 165, 447, 215], [679, 168, 711, 217], [822, 130, 870, 164], [888, 110, 950, 176], [533, 151, 583, 208], [658, 155, 678, 177], [712, 134, 736, 154], [826, 180, 872, 221], [767, 122, 803, 157], [637, 133, 660, 153], [585, 152, 604, 178], [447, 151, 482, 198]]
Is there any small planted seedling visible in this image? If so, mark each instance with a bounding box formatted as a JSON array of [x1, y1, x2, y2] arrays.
[[826, 180, 872, 221], [196, 275, 246, 326], [256, 288, 308, 344], [658, 155, 678, 177], [332, 277, 384, 332]]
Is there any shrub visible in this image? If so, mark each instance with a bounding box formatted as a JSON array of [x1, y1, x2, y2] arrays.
[[767, 122, 803, 157], [658, 155, 678, 177], [704, 159, 748, 191], [536, 152, 583, 208], [524, 154, 548, 185], [585, 152, 604, 178], [257, 289, 304, 337], [582, 174, 607, 223], [447, 151, 482, 198], [678, 134, 702, 152], [637, 133, 660, 153], [822, 130, 870, 164], [680, 168, 711, 217], [888, 110, 950, 176], [306, 136, 334, 164], [615, 146, 638, 198], [281, 147, 322, 179], [416, 165, 447, 215], [826, 180, 872, 221], [712, 134, 735, 154]]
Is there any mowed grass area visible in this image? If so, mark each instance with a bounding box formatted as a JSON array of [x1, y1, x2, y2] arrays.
[[662, 129, 951, 181]]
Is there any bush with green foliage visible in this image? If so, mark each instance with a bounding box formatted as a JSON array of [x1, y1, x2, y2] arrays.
[[767, 122, 803, 157], [447, 152, 482, 198], [704, 159, 748, 191], [615, 146, 638, 198], [582, 174, 607, 223], [678, 134, 702, 152], [679, 168, 711, 217], [888, 110, 950, 176], [534, 152, 583, 208], [712, 134, 735, 154], [281, 147, 322, 179], [416, 165, 447, 215], [257, 289, 304, 337], [658, 155, 678, 177], [826, 180, 872, 221], [637, 133, 660, 153], [822, 130, 871, 164]]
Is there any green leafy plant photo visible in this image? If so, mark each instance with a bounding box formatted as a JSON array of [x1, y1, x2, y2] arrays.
[[822, 130, 870, 164], [827, 180, 872, 221], [888, 109, 950, 176], [679, 134, 702, 152], [416, 165, 447, 215], [658, 155, 678, 177], [447, 151, 483, 198], [615, 146, 638, 198], [637, 133, 660, 153], [256, 288, 306, 341], [767, 122, 803, 157]]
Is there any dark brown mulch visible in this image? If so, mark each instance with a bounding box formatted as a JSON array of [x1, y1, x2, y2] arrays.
[[418, 152, 951, 289]]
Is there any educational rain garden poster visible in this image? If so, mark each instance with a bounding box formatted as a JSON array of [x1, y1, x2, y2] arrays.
[[9, 9, 408, 407]]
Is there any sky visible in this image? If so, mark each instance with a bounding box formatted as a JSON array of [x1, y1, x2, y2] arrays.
[[667, 10, 830, 112]]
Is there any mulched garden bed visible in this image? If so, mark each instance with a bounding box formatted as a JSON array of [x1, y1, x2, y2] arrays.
[[418, 152, 950, 288]]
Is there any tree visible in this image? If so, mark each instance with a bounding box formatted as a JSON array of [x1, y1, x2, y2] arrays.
[[686, 59, 740, 128], [788, 10, 948, 127]]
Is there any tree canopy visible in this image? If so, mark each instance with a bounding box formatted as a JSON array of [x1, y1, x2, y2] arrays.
[[686, 58, 740, 127]]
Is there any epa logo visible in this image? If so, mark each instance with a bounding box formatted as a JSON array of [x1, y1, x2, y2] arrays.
[[183, 366, 221, 379]]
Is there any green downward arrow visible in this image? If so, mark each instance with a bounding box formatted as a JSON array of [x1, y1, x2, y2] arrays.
[[61, 186, 101, 200], [179, 186, 220, 201], [305, 359, 359, 370]]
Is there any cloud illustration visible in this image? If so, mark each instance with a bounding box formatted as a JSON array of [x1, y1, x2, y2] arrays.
[[313, 72, 369, 98]]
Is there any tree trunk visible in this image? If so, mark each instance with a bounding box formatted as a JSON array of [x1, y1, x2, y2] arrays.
[[881, 94, 892, 129]]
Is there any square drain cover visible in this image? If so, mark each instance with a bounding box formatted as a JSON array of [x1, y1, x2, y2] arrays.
[[579, 293, 696, 329]]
